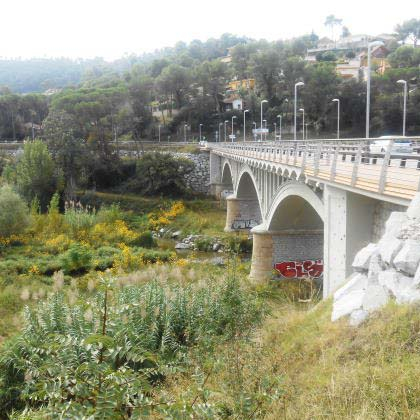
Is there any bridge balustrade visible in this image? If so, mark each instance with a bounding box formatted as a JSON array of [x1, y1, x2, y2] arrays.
[[209, 137, 420, 201]]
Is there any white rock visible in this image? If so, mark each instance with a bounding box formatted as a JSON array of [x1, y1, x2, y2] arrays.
[[395, 287, 420, 304], [378, 270, 413, 301], [414, 264, 420, 287], [367, 252, 384, 284], [362, 285, 389, 312], [385, 212, 408, 237], [334, 273, 368, 302], [175, 242, 191, 250], [378, 237, 403, 266], [393, 239, 420, 276], [407, 193, 420, 220], [171, 230, 182, 239], [331, 290, 364, 322], [352, 243, 378, 272], [349, 309, 369, 326]]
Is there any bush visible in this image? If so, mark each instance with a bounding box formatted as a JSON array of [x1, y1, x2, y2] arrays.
[[0, 185, 29, 238], [0, 274, 263, 417], [60, 243, 92, 274], [96, 203, 125, 224], [125, 152, 194, 196], [130, 230, 156, 248], [2, 140, 62, 211], [195, 236, 214, 252]]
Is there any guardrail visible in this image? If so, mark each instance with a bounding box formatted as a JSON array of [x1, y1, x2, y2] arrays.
[[209, 138, 420, 201]]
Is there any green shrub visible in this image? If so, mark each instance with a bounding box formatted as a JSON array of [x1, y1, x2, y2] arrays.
[[0, 274, 263, 418], [0, 185, 29, 238], [60, 243, 92, 274], [64, 202, 96, 238], [96, 203, 125, 224], [195, 236, 214, 252], [137, 248, 172, 263], [130, 230, 156, 248]]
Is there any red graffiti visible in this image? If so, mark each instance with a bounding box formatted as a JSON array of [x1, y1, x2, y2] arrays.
[[274, 260, 323, 279]]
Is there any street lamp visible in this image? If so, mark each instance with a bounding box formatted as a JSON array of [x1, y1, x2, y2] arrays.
[[277, 114, 282, 140], [158, 124, 161, 143], [243, 109, 249, 142], [294, 82, 304, 140], [299, 108, 305, 140], [366, 40, 384, 138], [184, 123, 188, 142], [332, 98, 340, 139], [263, 119, 267, 141], [224, 120, 228, 142], [199, 123, 203, 141], [231, 116, 237, 142], [260, 99, 268, 142], [397, 79, 407, 136], [274, 122, 277, 139], [218, 122, 223, 142]]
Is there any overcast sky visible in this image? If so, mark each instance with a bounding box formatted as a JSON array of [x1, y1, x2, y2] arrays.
[[1, 0, 417, 60]]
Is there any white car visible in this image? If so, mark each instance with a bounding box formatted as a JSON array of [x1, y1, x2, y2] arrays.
[[369, 136, 413, 154]]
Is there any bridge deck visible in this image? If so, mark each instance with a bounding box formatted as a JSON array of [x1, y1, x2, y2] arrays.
[[209, 139, 420, 202]]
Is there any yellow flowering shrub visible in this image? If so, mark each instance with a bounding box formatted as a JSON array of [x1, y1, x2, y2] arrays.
[[0, 234, 28, 247], [90, 220, 138, 246], [45, 234, 73, 254], [148, 201, 185, 231], [28, 265, 41, 275]]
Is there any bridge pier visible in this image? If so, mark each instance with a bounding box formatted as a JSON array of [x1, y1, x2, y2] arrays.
[[225, 196, 262, 232], [249, 227, 273, 281]]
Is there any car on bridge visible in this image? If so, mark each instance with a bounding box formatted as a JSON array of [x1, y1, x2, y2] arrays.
[[369, 136, 413, 154]]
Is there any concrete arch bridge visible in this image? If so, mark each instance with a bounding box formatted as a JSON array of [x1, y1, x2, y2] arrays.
[[207, 138, 420, 297]]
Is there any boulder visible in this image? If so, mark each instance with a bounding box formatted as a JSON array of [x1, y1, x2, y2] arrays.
[[352, 243, 378, 272], [362, 285, 389, 312], [349, 309, 369, 327], [395, 287, 420, 304], [393, 239, 420, 276], [413, 264, 420, 287], [367, 252, 385, 284], [378, 270, 413, 301], [378, 237, 403, 266], [210, 257, 225, 267], [175, 242, 191, 250], [334, 273, 368, 302], [332, 290, 364, 322], [385, 212, 408, 237], [407, 193, 420, 220], [212, 243, 222, 252], [171, 231, 182, 239]]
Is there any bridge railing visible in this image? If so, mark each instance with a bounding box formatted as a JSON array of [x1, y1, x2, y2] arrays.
[[209, 137, 420, 201]]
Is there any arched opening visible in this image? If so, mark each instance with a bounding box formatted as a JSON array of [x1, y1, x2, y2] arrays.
[[229, 171, 262, 230], [221, 163, 234, 198], [268, 192, 324, 288]]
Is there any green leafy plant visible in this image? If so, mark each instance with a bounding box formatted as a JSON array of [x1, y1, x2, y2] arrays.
[[0, 185, 29, 239]]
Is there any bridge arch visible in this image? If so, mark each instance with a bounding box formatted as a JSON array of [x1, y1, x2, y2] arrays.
[[251, 181, 325, 288]]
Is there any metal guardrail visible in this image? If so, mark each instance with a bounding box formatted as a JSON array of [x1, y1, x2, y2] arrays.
[[208, 138, 420, 201]]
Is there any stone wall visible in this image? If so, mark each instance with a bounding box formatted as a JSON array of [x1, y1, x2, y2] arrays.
[[372, 201, 406, 242], [173, 151, 210, 194], [272, 233, 324, 265]]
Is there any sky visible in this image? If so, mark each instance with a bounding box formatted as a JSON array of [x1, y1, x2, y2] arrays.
[[0, 0, 418, 61]]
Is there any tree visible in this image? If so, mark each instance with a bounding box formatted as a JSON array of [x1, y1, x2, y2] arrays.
[[3, 140, 62, 211], [388, 46, 420, 68], [324, 15, 343, 41], [251, 49, 282, 100], [158, 64, 192, 109], [0, 185, 29, 238], [129, 152, 194, 196], [395, 19, 420, 46], [341, 26, 351, 38]]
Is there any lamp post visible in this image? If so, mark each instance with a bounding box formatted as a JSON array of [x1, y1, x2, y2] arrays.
[[397, 79, 407, 136], [274, 122, 277, 140], [184, 124, 187, 142], [224, 120, 228, 142], [332, 98, 340, 139], [366, 40, 384, 138], [299, 108, 305, 140], [277, 114, 282, 140], [158, 124, 161, 143], [294, 82, 304, 140], [243, 109, 249, 142], [263, 119, 267, 141], [231, 116, 237, 142], [260, 99, 268, 142], [199, 123, 203, 141], [218, 122, 223, 142]]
